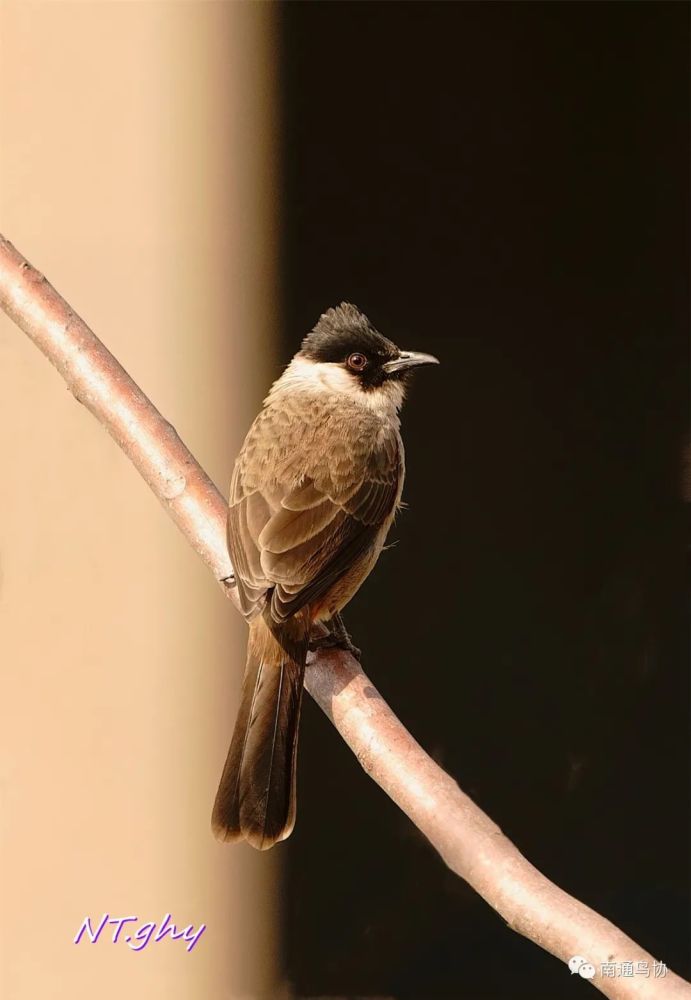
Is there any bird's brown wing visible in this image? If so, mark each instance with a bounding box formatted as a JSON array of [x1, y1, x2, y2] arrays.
[[228, 428, 401, 624]]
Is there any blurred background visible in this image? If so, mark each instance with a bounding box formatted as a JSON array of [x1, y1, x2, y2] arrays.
[[0, 3, 688, 1000]]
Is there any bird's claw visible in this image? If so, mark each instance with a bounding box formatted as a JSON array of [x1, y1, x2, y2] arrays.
[[309, 614, 361, 661]]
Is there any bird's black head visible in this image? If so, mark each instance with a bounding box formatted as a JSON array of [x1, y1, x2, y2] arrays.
[[299, 303, 438, 388]]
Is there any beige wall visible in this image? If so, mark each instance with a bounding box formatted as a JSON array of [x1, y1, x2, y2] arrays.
[[0, 3, 284, 998]]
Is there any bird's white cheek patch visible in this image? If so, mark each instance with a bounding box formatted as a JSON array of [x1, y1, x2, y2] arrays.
[[277, 356, 352, 395], [317, 364, 357, 394], [274, 355, 404, 416]]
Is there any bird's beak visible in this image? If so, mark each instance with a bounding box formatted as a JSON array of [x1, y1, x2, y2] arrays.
[[382, 350, 440, 376]]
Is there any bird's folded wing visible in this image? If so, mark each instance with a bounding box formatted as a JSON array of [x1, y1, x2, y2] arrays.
[[228, 431, 400, 623]]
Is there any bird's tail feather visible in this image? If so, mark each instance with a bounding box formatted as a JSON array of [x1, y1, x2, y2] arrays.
[[211, 610, 309, 850]]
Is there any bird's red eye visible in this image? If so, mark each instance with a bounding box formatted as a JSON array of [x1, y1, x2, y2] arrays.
[[347, 352, 368, 371]]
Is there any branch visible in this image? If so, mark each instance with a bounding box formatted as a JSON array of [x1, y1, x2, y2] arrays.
[[0, 234, 687, 1000]]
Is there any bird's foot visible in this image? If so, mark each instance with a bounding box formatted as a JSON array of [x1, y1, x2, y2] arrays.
[[309, 613, 361, 661]]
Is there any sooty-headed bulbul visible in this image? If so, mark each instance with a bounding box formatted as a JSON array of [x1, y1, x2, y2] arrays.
[[211, 303, 438, 849]]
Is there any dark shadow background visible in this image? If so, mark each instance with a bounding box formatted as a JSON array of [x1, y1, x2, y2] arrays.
[[278, 3, 689, 997]]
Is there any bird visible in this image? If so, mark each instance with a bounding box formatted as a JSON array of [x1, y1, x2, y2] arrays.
[[211, 303, 438, 849]]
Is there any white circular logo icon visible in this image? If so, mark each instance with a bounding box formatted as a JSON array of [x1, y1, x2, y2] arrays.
[[568, 956, 586, 975]]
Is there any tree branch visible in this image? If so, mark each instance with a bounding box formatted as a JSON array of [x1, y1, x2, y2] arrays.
[[0, 233, 687, 999]]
